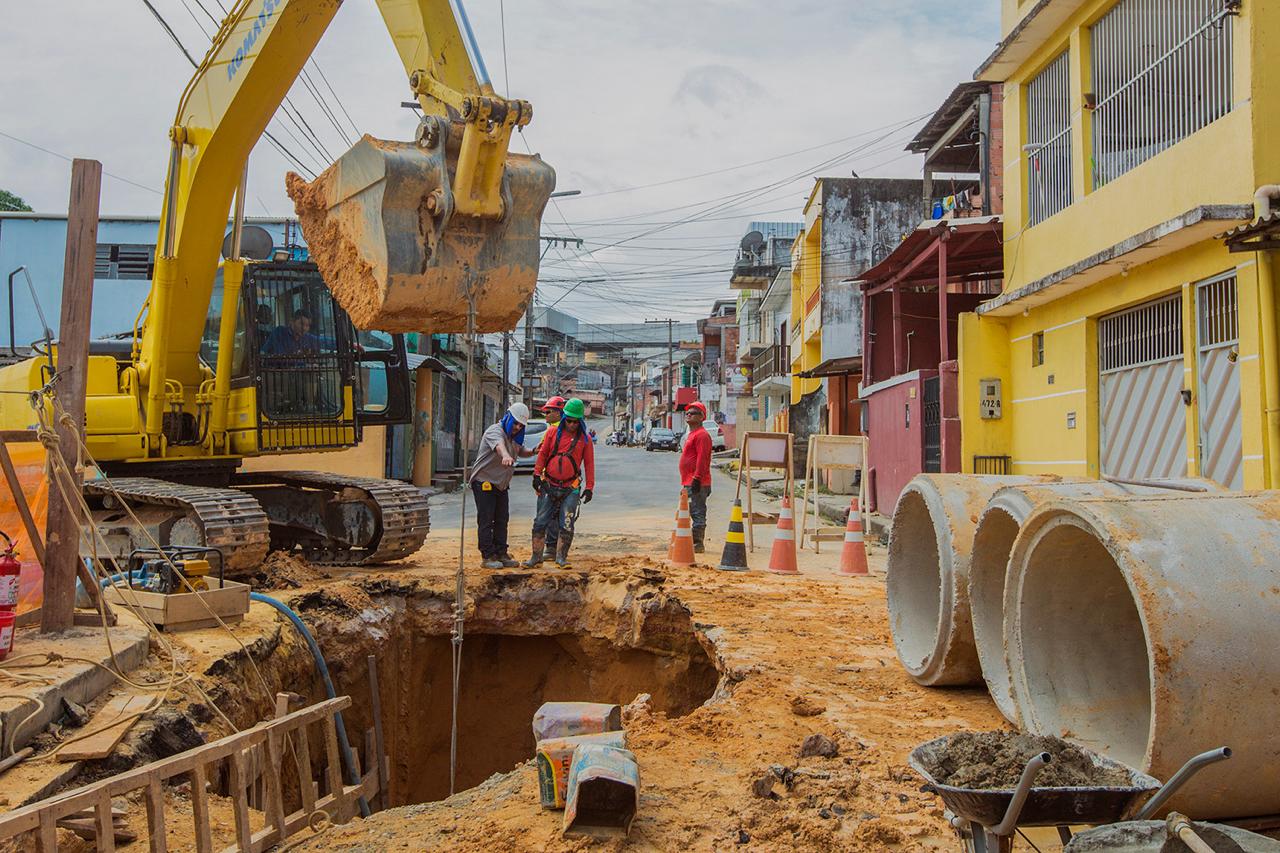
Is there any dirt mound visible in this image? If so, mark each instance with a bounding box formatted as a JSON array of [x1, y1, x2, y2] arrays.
[[924, 731, 1133, 789], [254, 551, 328, 590]]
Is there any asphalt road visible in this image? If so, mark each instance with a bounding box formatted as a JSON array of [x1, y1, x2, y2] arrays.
[[425, 418, 752, 561]]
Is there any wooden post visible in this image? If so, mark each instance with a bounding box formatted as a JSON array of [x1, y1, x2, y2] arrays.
[[42, 159, 101, 634]]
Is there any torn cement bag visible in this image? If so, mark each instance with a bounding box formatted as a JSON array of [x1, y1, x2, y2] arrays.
[[532, 702, 622, 742], [287, 132, 555, 334], [563, 743, 640, 838], [537, 730, 627, 809]]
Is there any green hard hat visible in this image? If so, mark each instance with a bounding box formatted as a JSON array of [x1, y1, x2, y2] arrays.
[[563, 398, 586, 419]]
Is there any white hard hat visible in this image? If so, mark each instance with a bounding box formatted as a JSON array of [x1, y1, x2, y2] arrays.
[[507, 402, 530, 424]]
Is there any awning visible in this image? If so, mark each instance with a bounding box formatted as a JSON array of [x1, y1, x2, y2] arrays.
[[405, 352, 451, 372], [861, 216, 1004, 295], [798, 356, 862, 378], [1220, 212, 1280, 253]]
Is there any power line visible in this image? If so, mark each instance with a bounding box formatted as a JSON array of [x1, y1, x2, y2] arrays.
[[0, 130, 162, 195]]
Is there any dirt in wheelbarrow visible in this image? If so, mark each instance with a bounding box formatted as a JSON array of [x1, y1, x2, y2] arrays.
[[927, 732, 1134, 790]]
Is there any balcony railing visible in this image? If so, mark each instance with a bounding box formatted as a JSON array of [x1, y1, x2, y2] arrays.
[[752, 343, 791, 387]]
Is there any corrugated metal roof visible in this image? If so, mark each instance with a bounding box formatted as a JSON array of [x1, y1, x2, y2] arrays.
[[747, 221, 803, 239]]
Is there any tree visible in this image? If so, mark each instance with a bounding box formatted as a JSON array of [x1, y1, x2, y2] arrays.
[[0, 189, 32, 212]]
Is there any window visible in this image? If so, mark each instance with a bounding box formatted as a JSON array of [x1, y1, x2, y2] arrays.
[[1026, 50, 1073, 226], [1091, 0, 1234, 188], [1098, 294, 1183, 374], [1032, 332, 1045, 366], [94, 244, 155, 280]]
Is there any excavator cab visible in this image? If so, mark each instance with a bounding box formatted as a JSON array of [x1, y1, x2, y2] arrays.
[[200, 261, 411, 454]]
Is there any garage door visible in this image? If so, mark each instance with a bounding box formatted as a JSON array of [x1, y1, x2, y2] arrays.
[[1197, 273, 1243, 489], [1098, 294, 1188, 480]]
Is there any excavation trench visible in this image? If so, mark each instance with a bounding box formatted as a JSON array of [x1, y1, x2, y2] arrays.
[[212, 569, 721, 806]]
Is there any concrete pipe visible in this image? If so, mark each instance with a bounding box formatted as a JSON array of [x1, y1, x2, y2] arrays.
[[886, 474, 1045, 687], [969, 479, 1219, 725], [1006, 493, 1280, 819]]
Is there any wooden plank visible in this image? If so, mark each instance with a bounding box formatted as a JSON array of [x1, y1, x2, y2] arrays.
[[36, 809, 58, 853], [262, 728, 287, 845], [93, 789, 116, 853], [293, 720, 316, 815], [364, 729, 378, 804], [144, 777, 167, 853], [42, 157, 102, 634], [188, 763, 213, 853], [321, 716, 345, 821], [227, 749, 253, 853], [56, 817, 137, 845], [0, 439, 45, 564], [0, 430, 38, 443], [0, 698, 350, 838], [58, 694, 150, 761], [367, 655, 389, 810]]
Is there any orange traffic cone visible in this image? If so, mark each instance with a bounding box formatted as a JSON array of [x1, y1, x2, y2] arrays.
[[838, 500, 869, 576], [667, 494, 686, 560], [669, 491, 695, 567], [766, 496, 799, 575]]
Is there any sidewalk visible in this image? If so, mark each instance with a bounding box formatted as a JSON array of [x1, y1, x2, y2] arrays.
[[714, 460, 890, 542]]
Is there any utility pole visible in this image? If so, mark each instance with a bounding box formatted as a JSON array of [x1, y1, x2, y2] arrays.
[[526, 236, 585, 406], [44, 159, 102, 633], [646, 318, 676, 429], [500, 332, 510, 410]]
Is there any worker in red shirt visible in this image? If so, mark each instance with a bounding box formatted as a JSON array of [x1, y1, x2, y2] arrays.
[[526, 398, 595, 567], [679, 401, 713, 553]]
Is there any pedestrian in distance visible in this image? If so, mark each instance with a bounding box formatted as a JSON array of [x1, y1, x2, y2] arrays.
[[469, 402, 537, 569], [680, 401, 713, 553], [539, 396, 567, 559], [526, 398, 595, 568]]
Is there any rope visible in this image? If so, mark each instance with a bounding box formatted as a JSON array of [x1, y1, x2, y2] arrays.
[[449, 282, 479, 797]]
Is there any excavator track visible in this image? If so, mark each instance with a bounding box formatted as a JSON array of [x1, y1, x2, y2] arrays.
[[83, 477, 272, 575], [234, 471, 430, 566]]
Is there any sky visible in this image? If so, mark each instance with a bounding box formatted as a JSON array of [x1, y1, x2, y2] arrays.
[[0, 0, 1000, 323]]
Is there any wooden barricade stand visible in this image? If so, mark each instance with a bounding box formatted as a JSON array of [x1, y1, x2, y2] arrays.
[[798, 434, 867, 553], [733, 431, 793, 552]]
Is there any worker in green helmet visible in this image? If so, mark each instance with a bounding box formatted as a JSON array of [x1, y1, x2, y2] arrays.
[[527, 397, 595, 567]]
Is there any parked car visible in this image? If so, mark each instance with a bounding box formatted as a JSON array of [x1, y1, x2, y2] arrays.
[[645, 428, 679, 452], [680, 422, 728, 452], [515, 419, 550, 471]]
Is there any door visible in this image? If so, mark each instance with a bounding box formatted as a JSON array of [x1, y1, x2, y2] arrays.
[[1098, 294, 1188, 480], [1196, 273, 1243, 489], [922, 375, 941, 473], [354, 331, 412, 427]]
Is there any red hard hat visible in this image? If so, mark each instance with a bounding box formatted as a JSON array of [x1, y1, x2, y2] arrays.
[[686, 401, 707, 417], [542, 396, 567, 412]]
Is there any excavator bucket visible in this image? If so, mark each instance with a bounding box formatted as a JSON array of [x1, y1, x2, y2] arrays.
[[287, 132, 556, 333]]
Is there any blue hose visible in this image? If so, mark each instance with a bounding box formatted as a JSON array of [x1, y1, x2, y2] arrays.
[[250, 592, 371, 818]]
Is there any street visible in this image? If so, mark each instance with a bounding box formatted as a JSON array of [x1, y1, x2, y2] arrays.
[[425, 419, 843, 572]]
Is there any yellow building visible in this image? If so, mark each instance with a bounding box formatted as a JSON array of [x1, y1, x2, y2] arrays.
[[960, 0, 1279, 490], [790, 185, 824, 403]]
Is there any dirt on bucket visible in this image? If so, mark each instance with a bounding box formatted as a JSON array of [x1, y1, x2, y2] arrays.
[[925, 731, 1134, 789]]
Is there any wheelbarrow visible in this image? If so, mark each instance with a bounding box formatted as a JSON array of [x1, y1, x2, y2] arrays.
[[910, 733, 1231, 852]]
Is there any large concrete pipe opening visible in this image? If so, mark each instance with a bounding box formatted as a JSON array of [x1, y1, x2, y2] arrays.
[[1012, 519, 1150, 766], [886, 489, 942, 678], [1007, 495, 1280, 819], [968, 505, 1022, 722], [887, 475, 1042, 687]]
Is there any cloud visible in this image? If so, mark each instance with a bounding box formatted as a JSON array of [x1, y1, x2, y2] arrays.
[[0, 0, 1000, 322]]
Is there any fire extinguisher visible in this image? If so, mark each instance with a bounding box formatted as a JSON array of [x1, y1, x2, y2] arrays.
[[0, 532, 18, 660]]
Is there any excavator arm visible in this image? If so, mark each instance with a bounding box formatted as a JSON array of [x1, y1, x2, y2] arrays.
[[139, 0, 554, 455]]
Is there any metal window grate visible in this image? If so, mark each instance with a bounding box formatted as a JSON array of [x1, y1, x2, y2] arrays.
[[1098, 293, 1184, 374], [973, 455, 1012, 475], [923, 376, 941, 473], [1027, 50, 1073, 226], [1091, 0, 1235, 188], [1197, 273, 1238, 348], [94, 243, 156, 280]]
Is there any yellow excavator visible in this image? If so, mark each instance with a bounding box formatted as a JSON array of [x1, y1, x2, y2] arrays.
[[0, 0, 555, 573]]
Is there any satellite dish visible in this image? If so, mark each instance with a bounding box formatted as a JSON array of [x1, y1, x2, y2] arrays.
[[221, 225, 275, 261], [739, 230, 766, 255]]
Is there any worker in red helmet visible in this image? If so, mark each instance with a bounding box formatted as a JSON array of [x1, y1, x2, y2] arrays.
[[679, 401, 713, 552], [542, 396, 567, 426], [537, 395, 568, 559]]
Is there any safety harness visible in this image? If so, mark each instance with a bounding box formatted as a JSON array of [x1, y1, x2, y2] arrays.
[[545, 424, 584, 487]]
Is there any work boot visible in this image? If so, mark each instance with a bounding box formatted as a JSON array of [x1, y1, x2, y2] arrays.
[[554, 535, 573, 568], [482, 556, 504, 570], [522, 535, 546, 568], [499, 552, 519, 568], [693, 526, 706, 554]]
